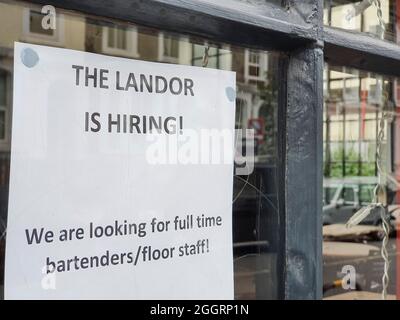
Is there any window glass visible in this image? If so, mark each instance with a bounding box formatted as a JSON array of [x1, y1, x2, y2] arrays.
[[0, 0, 282, 299], [323, 64, 400, 300]]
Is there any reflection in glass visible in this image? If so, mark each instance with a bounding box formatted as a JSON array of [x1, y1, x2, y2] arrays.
[[0, 0, 281, 299], [107, 26, 127, 50], [324, 0, 399, 43], [323, 64, 400, 300]]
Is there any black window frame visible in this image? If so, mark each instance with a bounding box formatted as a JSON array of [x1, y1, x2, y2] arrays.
[[18, 0, 397, 299]]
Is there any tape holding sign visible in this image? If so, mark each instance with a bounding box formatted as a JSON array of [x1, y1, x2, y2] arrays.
[[5, 43, 236, 299]]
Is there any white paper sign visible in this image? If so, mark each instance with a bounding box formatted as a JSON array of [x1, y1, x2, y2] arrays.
[[5, 42, 236, 299]]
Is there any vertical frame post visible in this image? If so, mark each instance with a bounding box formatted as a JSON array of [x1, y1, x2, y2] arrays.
[[279, 0, 324, 300], [283, 45, 324, 299]]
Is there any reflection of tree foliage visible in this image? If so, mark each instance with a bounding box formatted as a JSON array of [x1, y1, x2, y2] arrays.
[[325, 147, 376, 178], [256, 71, 278, 159]]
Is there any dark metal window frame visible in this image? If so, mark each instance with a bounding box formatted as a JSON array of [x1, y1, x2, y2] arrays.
[[19, 0, 399, 299]]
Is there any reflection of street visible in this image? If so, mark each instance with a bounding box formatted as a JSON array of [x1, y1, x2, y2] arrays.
[[323, 223, 398, 299]]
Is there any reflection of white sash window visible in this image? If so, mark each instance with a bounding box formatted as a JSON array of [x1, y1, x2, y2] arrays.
[[158, 33, 180, 64], [244, 49, 268, 83], [22, 8, 64, 45], [102, 26, 139, 58]]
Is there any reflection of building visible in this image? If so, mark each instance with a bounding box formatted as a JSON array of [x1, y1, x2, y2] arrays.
[[0, 0, 282, 299], [0, 2, 278, 161], [0, 6, 278, 170], [323, 1, 400, 300], [0, 2, 86, 152], [323, 66, 392, 178], [86, 22, 277, 163], [0, 3, 85, 236], [191, 46, 277, 162], [324, 1, 400, 175], [0, 4, 87, 227]]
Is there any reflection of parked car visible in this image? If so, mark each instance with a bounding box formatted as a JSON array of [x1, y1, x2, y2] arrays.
[[323, 177, 395, 226]]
